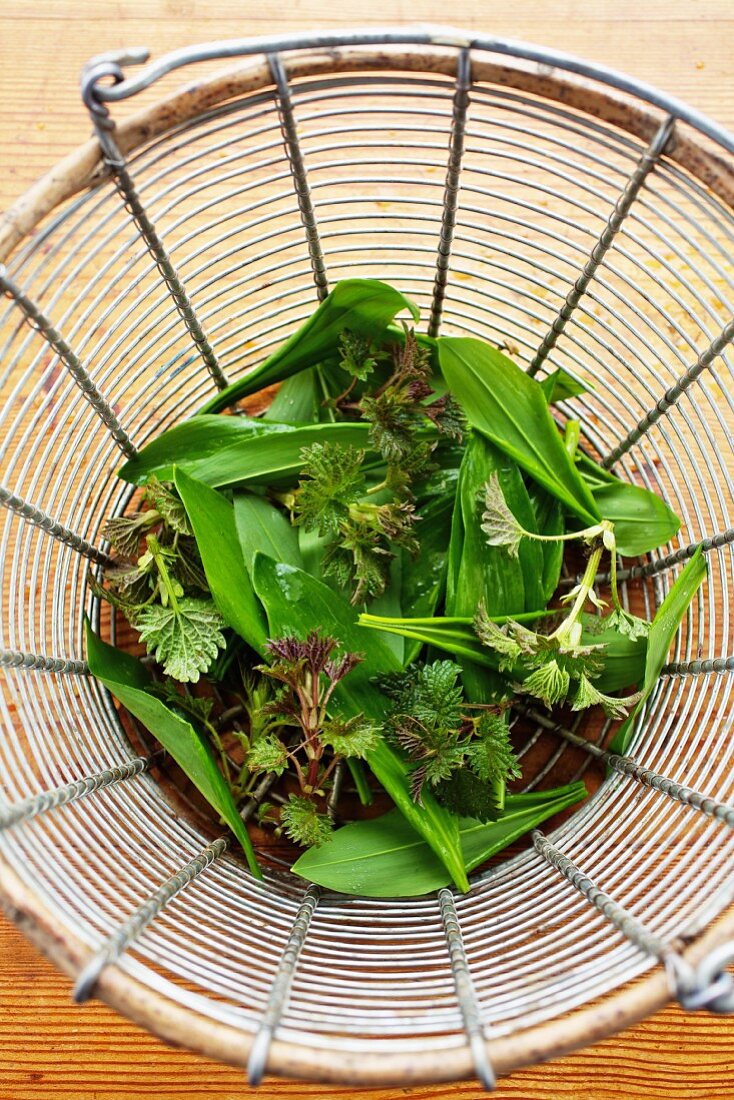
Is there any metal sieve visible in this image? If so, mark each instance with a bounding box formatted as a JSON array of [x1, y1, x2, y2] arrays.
[[1, 26, 734, 1089]]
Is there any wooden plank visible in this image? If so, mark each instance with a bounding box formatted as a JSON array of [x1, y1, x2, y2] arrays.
[[1, 917, 733, 1099]]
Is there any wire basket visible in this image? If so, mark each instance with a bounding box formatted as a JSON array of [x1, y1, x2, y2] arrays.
[[1, 26, 734, 1089]]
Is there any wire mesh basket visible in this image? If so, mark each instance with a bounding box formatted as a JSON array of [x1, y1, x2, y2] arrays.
[[1, 25, 734, 1089]]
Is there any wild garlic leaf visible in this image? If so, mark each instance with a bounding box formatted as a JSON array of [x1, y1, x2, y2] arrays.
[[480, 472, 526, 557], [199, 279, 420, 414], [135, 597, 226, 683], [292, 784, 586, 896], [174, 468, 268, 655], [610, 547, 707, 754], [438, 337, 600, 524], [85, 621, 261, 877]]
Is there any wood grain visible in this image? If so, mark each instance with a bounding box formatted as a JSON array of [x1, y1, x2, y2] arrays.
[[1, 915, 733, 1100], [1, 1, 734, 1098]]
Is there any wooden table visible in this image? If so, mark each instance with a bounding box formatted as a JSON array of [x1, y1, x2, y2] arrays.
[[1, 2, 733, 1097]]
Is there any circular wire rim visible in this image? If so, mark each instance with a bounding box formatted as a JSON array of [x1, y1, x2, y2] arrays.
[[1, 34, 734, 1084]]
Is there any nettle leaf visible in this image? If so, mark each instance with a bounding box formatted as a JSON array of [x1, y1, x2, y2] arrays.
[[144, 477, 192, 535], [480, 471, 526, 557], [102, 512, 156, 559], [434, 770, 502, 824], [135, 597, 226, 682]]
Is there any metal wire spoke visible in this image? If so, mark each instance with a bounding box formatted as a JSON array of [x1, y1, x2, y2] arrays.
[[247, 885, 320, 1086], [528, 114, 676, 377], [73, 837, 230, 1003], [0, 266, 137, 458], [82, 96, 229, 391], [529, 709, 734, 827], [269, 53, 329, 300], [0, 756, 150, 831], [0, 647, 88, 675], [427, 47, 472, 338], [438, 889, 496, 1090], [0, 484, 110, 564], [603, 316, 734, 467]]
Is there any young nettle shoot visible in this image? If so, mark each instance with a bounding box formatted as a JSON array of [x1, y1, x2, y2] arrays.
[[251, 631, 379, 847], [381, 660, 520, 821], [477, 473, 647, 717], [95, 477, 224, 682]]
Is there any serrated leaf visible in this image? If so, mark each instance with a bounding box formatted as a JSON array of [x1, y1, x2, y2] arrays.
[[144, 478, 192, 535], [480, 472, 526, 557], [135, 597, 226, 683], [85, 621, 261, 877], [434, 770, 502, 823]]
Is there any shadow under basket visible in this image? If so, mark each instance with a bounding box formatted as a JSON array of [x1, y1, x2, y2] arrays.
[[2, 26, 734, 1089]]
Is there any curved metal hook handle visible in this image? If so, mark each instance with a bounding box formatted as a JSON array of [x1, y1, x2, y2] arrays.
[[78, 27, 467, 106], [80, 48, 150, 122]]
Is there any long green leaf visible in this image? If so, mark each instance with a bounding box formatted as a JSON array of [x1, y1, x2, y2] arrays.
[[174, 468, 267, 655], [159, 423, 374, 490], [399, 493, 454, 663], [200, 279, 419, 414], [233, 493, 302, 572], [539, 367, 590, 404], [119, 415, 284, 485], [264, 369, 320, 423], [85, 622, 261, 877], [292, 783, 586, 896], [610, 547, 706, 753], [251, 555, 469, 891], [574, 452, 681, 556], [438, 338, 600, 523], [591, 481, 680, 557]]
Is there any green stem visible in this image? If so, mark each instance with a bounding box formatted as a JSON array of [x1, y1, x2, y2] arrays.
[[315, 366, 337, 422], [551, 540, 605, 645], [564, 419, 581, 459], [146, 533, 180, 611]]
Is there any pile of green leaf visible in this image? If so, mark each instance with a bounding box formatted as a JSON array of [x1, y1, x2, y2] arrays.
[[87, 279, 706, 897]]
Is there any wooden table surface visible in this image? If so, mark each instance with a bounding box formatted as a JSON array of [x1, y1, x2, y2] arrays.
[[1, 1, 733, 1097]]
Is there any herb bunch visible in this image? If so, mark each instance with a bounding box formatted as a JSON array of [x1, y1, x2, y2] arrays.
[[291, 328, 464, 604], [94, 478, 225, 682], [382, 660, 520, 821], [86, 278, 698, 898], [248, 631, 378, 847]]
